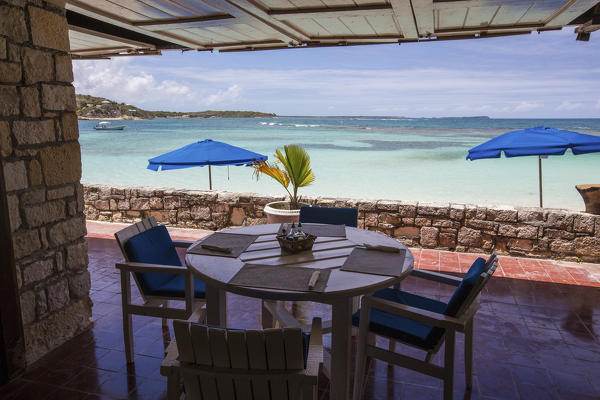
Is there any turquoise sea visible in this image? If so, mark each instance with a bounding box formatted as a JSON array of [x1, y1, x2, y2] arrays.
[[79, 117, 600, 211]]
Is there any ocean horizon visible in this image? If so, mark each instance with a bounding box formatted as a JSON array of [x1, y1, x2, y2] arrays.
[[79, 116, 600, 211]]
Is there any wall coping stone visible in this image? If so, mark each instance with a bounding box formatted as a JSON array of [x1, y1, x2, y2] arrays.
[[83, 183, 600, 263]]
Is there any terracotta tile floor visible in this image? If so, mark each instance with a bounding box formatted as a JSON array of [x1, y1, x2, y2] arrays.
[[1, 221, 599, 399]]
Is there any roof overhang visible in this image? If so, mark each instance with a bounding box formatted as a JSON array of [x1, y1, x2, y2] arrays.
[[66, 0, 600, 58]]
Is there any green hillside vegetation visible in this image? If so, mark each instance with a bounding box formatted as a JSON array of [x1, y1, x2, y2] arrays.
[[76, 94, 276, 119]]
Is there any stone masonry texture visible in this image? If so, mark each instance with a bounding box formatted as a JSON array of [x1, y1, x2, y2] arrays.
[[84, 184, 600, 263], [0, 1, 91, 366]]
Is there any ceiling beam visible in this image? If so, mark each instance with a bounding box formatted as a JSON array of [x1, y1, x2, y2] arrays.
[[68, 24, 154, 48], [71, 46, 140, 55], [132, 14, 235, 30], [221, 0, 310, 43], [545, 0, 598, 26], [389, 0, 419, 39], [575, 9, 600, 32], [413, 0, 435, 36], [312, 35, 402, 42], [218, 40, 398, 52], [72, 49, 162, 59], [269, 5, 393, 20], [67, 0, 206, 49], [435, 22, 543, 34], [417, 30, 531, 41], [206, 39, 284, 49], [433, 0, 525, 9]]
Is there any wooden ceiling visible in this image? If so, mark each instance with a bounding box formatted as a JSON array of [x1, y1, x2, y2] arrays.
[[66, 0, 600, 57]]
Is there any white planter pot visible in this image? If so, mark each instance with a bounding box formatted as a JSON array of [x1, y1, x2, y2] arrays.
[[263, 201, 303, 224]]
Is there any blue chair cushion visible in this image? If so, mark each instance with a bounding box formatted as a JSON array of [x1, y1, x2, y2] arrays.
[[191, 324, 310, 367], [444, 257, 486, 317], [124, 225, 206, 298], [352, 288, 446, 350], [148, 275, 206, 299], [299, 206, 358, 227]]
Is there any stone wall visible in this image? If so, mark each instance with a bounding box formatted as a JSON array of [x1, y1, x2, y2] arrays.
[[1, 0, 91, 364], [84, 184, 600, 262]]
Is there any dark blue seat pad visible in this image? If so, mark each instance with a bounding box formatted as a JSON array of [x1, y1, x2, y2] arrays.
[[352, 258, 488, 350], [148, 275, 206, 299], [352, 288, 446, 350], [124, 225, 206, 299], [299, 206, 358, 227]]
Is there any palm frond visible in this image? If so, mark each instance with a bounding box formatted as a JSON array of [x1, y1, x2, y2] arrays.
[[279, 145, 315, 188], [253, 144, 314, 208], [252, 161, 290, 188]]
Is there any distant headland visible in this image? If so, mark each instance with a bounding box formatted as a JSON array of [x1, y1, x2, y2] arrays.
[[76, 94, 277, 120]]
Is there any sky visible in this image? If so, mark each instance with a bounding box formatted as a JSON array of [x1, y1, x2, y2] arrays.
[[72, 28, 600, 118]]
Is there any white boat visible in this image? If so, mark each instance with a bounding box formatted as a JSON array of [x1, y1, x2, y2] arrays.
[[94, 121, 126, 130]]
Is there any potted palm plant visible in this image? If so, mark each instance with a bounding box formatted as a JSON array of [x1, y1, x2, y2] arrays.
[[252, 144, 315, 223]]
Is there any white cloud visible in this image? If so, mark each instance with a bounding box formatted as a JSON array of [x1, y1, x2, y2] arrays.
[[514, 101, 543, 112], [204, 84, 242, 106], [73, 59, 243, 110], [72, 48, 600, 117], [556, 100, 582, 111]]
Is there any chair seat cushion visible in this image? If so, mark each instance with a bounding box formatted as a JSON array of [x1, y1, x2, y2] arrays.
[[147, 275, 206, 299], [444, 257, 486, 317], [352, 288, 446, 350]]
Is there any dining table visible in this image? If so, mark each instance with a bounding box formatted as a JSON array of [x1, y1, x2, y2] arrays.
[[185, 223, 414, 400]]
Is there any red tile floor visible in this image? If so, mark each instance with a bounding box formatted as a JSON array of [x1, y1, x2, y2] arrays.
[[1, 221, 599, 399]]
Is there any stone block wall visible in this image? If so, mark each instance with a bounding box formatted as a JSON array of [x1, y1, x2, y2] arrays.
[[1, 0, 91, 364], [84, 184, 600, 262]]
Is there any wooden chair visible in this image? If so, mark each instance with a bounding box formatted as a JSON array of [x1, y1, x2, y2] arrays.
[[265, 205, 360, 332], [160, 317, 324, 400], [299, 205, 358, 227], [352, 253, 499, 400], [115, 216, 206, 363]]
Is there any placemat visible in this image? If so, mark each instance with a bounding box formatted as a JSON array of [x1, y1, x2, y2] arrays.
[[277, 223, 346, 238], [340, 247, 406, 277], [187, 233, 259, 258], [229, 264, 331, 292]]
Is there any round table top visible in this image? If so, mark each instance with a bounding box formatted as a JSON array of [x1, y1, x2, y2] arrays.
[[185, 223, 414, 302]]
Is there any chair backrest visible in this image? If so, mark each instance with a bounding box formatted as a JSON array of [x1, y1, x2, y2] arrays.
[[173, 320, 309, 400], [115, 217, 182, 297], [114, 216, 159, 261], [444, 252, 498, 317], [299, 205, 358, 227]]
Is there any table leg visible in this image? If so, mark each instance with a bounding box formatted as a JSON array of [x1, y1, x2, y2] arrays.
[[205, 284, 226, 326], [330, 298, 353, 400]]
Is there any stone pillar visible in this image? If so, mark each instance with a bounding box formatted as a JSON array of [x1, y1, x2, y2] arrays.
[[0, 0, 91, 364]]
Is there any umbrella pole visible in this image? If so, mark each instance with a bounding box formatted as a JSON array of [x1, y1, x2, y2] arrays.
[[209, 164, 212, 190], [538, 156, 543, 208]]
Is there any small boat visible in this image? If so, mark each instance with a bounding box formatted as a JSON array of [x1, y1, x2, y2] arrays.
[[94, 121, 126, 130]]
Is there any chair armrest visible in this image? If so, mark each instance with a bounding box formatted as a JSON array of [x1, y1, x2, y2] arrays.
[[305, 318, 323, 377], [364, 296, 467, 330], [160, 339, 180, 375], [262, 300, 303, 329], [173, 240, 194, 249], [116, 262, 187, 275], [410, 269, 462, 286], [188, 304, 206, 323], [118, 262, 195, 318]]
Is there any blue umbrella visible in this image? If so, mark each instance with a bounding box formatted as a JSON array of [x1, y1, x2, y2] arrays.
[[147, 139, 267, 190], [467, 126, 600, 207]]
